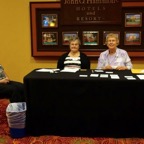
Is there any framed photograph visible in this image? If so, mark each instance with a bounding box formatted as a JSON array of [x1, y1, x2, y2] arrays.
[[124, 31, 141, 45], [42, 14, 58, 28], [42, 32, 58, 45], [62, 31, 78, 45], [125, 13, 142, 27], [82, 31, 99, 45], [103, 31, 120, 45]]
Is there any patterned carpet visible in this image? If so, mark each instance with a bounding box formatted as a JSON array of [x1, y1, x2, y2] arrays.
[[1, 99, 144, 144]]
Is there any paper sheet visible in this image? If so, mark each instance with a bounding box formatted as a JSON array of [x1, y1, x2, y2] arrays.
[[137, 75, 144, 80], [60, 68, 79, 73], [36, 68, 60, 73]]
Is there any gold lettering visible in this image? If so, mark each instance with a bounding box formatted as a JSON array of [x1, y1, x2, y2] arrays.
[[76, 16, 103, 21], [86, 11, 96, 15], [80, 0, 85, 4], [64, 0, 119, 4], [86, 0, 120, 4], [64, 0, 85, 4], [75, 0, 79, 4], [76, 6, 105, 11], [71, 0, 75, 4], [87, 0, 101, 4]]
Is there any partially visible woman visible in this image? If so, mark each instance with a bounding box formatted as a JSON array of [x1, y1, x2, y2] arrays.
[[0, 65, 26, 102], [97, 33, 132, 70], [57, 37, 90, 69]]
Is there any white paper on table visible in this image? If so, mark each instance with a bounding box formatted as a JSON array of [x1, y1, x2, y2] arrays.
[[106, 71, 113, 74], [60, 68, 79, 73], [100, 74, 108, 78], [137, 75, 144, 80], [124, 76, 136, 80], [110, 74, 119, 79], [36, 68, 59, 73], [79, 75, 88, 77], [90, 74, 99, 77], [95, 69, 104, 72], [126, 77, 136, 80]]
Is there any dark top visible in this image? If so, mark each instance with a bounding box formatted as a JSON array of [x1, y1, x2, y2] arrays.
[[57, 52, 90, 69]]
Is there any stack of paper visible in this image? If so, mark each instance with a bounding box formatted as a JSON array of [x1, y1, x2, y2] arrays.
[[60, 68, 79, 73], [36, 68, 60, 73]]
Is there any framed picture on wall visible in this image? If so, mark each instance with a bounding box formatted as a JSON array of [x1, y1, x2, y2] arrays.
[[42, 32, 58, 45], [82, 31, 99, 45], [125, 13, 142, 27], [62, 31, 78, 45], [103, 31, 120, 45], [124, 31, 141, 45], [41, 14, 58, 28]]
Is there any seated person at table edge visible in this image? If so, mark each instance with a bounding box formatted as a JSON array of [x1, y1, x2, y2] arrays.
[[57, 37, 90, 69], [97, 33, 132, 70], [0, 64, 26, 103]]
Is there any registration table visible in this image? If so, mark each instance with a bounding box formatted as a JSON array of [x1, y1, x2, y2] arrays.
[[24, 69, 144, 137]]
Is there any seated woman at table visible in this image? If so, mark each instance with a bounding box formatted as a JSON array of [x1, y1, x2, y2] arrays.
[[57, 37, 90, 69], [97, 33, 132, 70], [0, 64, 26, 102]]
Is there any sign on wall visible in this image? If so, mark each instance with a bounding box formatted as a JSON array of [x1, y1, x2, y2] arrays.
[[61, 0, 122, 25]]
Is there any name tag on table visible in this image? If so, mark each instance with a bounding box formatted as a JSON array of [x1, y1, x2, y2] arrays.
[[90, 74, 99, 77], [95, 69, 104, 72], [105, 71, 113, 74], [124, 76, 136, 80], [36, 68, 60, 73], [110, 74, 119, 79], [100, 74, 108, 78], [79, 75, 88, 77], [136, 75, 144, 80]]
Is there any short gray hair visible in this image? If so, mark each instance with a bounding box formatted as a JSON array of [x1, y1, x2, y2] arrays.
[[69, 37, 81, 45], [105, 33, 119, 45]]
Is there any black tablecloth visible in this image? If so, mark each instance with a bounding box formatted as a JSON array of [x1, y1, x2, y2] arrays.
[[24, 69, 144, 137]]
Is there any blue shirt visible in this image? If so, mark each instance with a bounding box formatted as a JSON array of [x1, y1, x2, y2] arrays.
[[97, 48, 133, 70]]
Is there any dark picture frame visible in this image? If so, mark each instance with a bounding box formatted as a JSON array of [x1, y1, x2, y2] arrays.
[[103, 31, 120, 45], [125, 13, 142, 27], [124, 31, 141, 45], [82, 31, 99, 45], [62, 31, 78, 45], [42, 14, 58, 28]]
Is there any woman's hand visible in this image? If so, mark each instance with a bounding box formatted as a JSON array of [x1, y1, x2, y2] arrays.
[[104, 65, 113, 70], [116, 66, 127, 70]]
